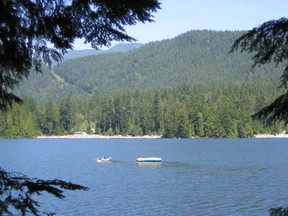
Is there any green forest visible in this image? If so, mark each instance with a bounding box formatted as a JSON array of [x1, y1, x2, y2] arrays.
[[4, 30, 287, 138], [1, 82, 286, 138]]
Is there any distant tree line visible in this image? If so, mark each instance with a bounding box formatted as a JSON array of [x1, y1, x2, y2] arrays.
[[1, 82, 286, 138]]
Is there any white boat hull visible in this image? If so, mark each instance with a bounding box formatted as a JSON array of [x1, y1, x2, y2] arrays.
[[136, 157, 161, 162], [96, 157, 112, 162]]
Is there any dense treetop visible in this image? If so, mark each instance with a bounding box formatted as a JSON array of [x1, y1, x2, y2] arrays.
[[2, 81, 286, 138]]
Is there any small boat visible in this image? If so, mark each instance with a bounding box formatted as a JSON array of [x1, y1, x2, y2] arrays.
[[136, 157, 161, 162], [96, 157, 112, 162]]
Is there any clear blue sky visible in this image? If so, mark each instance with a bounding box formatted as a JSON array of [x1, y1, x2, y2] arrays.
[[74, 0, 287, 50]]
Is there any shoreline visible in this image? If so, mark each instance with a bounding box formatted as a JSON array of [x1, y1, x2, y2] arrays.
[[36, 133, 288, 139], [37, 134, 162, 139]]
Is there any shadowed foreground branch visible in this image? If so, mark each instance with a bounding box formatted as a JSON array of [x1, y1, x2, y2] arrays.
[[0, 168, 89, 215], [252, 91, 288, 124], [270, 207, 288, 216], [231, 17, 288, 124]]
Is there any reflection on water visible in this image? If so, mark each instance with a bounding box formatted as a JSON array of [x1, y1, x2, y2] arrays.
[[136, 162, 162, 167], [95, 159, 205, 170], [162, 161, 201, 170]]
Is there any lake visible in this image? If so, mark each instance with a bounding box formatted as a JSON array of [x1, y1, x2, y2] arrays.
[[0, 138, 288, 215]]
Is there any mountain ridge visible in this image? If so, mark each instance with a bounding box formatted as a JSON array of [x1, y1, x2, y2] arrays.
[[16, 30, 282, 104], [62, 42, 143, 61]]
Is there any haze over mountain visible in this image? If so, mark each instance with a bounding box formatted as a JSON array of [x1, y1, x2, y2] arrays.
[[16, 30, 282, 104], [63, 43, 143, 61]]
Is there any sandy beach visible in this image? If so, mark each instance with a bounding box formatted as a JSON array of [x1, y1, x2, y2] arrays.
[[37, 133, 288, 138], [254, 131, 288, 138]]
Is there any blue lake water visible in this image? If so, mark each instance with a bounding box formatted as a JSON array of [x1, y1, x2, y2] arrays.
[[0, 138, 288, 215]]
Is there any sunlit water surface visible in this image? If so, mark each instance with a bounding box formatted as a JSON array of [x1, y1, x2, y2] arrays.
[[1, 138, 288, 215]]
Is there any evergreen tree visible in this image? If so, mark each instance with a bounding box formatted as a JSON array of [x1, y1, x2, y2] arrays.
[[195, 112, 205, 137], [113, 95, 122, 134], [60, 98, 73, 133], [43, 101, 61, 135], [176, 106, 192, 138]]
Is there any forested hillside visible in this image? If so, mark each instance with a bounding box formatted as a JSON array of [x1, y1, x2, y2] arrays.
[[7, 30, 287, 138], [15, 30, 283, 102]]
